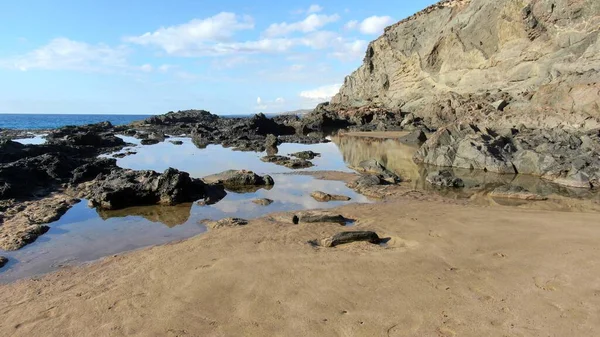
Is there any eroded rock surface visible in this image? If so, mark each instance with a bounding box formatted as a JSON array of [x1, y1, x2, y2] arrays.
[[203, 170, 274, 192], [310, 191, 352, 202], [205, 217, 249, 229]]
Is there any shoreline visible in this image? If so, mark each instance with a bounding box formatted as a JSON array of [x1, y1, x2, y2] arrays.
[[1, 192, 599, 336]]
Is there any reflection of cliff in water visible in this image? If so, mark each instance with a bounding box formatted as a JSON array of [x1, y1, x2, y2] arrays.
[[97, 203, 193, 228], [332, 133, 600, 202]]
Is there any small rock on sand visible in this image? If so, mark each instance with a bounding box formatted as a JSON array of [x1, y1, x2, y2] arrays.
[[205, 217, 249, 229], [0, 256, 8, 269], [310, 191, 351, 202], [320, 231, 381, 247], [295, 211, 346, 224], [252, 198, 274, 206]]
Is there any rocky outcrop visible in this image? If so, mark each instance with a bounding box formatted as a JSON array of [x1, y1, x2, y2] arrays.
[[202, 170, 274, 192], [85, 168, 226, 210], [415, 123, 600, 188], [261, 155, 314, 169], [331, 0, 600, 130]]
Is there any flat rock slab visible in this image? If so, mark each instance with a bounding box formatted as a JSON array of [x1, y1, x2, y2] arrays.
[[0, 256, 8, 269], [489, 186, 547, 201], [290, 151, 320, 160], [320, 231, 381, 247], [252, 198, 274, 206], [310, 191, 351, 202], [294, 211, 347, 224], [205, 217, 249, 229]]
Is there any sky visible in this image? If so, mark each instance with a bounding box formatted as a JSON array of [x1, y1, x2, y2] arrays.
[[0, 0, 438, 115]]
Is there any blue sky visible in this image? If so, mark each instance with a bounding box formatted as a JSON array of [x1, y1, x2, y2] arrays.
[[0, 0, 438, 115]]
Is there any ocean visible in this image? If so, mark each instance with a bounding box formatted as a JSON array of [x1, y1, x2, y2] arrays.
[[0, 114, 152, 130]]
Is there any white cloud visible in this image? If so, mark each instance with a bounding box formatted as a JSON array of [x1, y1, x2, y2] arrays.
[[344, 20, 358, 30], [329, 39, 368, 61], [1, 38, 129, 72], [158, 64, 175, 73], [358, 16, 394, 35], [254, 96, 286, 111], [125, 12, 254, 55], [140, 64, 153, 72], [275, 97, 285, 103], [264, 14, 340, 37], [299, 84, 341, 101], [256, 97, 262, 105], [307, 5, 323, 14]]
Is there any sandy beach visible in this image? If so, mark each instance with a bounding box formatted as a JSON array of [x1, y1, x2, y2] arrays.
[[1, 191, 599, 337]]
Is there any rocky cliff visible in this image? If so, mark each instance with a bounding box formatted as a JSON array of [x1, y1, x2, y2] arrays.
[[331, 0, 600, 130]]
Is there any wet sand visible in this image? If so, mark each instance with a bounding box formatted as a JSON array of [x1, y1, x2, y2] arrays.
[[1, 193, 599, 336]]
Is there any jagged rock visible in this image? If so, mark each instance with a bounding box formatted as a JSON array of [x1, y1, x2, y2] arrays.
[[261, 155, 313, 169], [398, 130, 427, 144], [86, 168, 226, 210], [203, 170, 274, 191], [310, 191, 351, 202], [351, 159, 401, 183], [426, 170, 465, 188], [491, 100, 509, 111], [294, 211, 347, 224], [144, 110, 219, 125], [320, 231, 381, 247], [290, 151, 320, 160], [140, 139, 160, 145], [0, 256, 7, 269], [252, 198, 274, 206], [347, 174, 383, 189], [265, 134, 278, 148], [489, 185, 547, 200], [205, 217, 248, 229], [71, 157, 117, 185]]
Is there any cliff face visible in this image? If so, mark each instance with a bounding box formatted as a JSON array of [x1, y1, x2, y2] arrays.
[[331, 0, 600, 129]]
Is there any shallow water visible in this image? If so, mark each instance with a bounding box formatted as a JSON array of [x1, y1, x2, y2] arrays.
[[0, 138, 368, 282]]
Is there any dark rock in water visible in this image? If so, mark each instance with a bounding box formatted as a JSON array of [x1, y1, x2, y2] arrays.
[[70, 157, 117, 185], [144, 110, 219, 125], [265, 134, 278, 148], [86, 168, 226, 210], [398, 129, 427, 144], [426, 170, 464, 188], [141, 138, 160, 145], [169, 140, 184, 145], [0, 256, 7, 269], [347, 174, 383, 189], [205, 217, 249, 229], [203, 170, 274, 191], [310, 191, 351, 202], [260, 155, 313, 169], [252, 198, 274, 206], [321, 231, 381, 247], [351, 159, 401, 183], [295, 211, 346, 224], [489, 185, 547, 201], [290, 150, 320, 160]]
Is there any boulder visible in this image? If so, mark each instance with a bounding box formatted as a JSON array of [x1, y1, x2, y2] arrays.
[[426, 170, 465, 188], [265, 134, 278, 148], [0, 256, 7, 269], [398, 129, 427, 145], [310, 191, 352, 202], [87, 168, 226, 210], [320, 231, 381, 247], [203, 170, 274, 191], [347, 174, 383, 189], [351, 159, 401, 183], [140, 138, 160, 145]]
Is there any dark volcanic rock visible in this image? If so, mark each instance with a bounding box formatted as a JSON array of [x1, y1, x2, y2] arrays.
[[426, 170, 465, 188], [261, 155, 313, 169], [203, 170, 274, 192], [290, 150, 320, 160], [320, 231, 381, 247], [169, 140, 184, 145], [144, 110, 219, 125], [71, 157, 117, 185], [0, 256, 7, 269], [86, 168, 226, 210], [140, 138, 160, 145]]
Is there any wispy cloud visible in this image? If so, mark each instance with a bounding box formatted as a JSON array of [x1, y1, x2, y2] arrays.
[[344, 15, 394, 35], [264, 13, 340, 37]]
